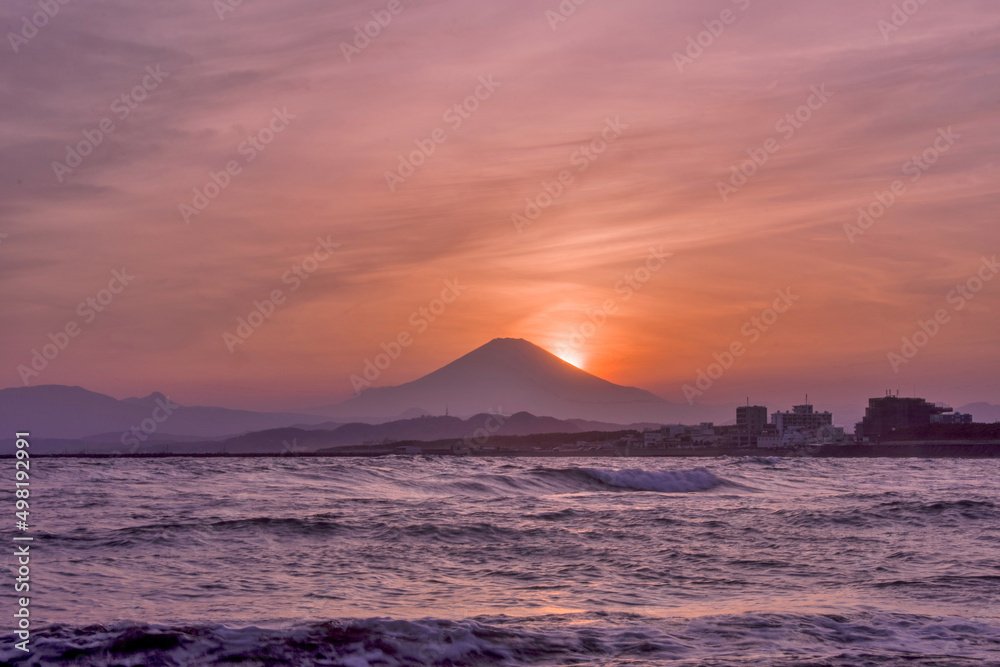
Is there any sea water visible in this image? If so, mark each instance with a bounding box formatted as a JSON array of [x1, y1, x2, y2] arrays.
[[2, 456, 998, 665]]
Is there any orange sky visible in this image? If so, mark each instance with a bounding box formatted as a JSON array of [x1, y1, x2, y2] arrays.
[[2, 0, 998, 414]]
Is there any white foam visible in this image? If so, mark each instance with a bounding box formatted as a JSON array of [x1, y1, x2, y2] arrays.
[[582, 466, 724, 492], [7, 611, 1000, 666]]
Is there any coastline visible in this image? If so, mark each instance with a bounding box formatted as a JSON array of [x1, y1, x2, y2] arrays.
[[11, 441, 1000, 459]]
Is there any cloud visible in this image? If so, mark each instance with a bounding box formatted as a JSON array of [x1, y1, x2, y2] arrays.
[[0, 0, 998, 411]]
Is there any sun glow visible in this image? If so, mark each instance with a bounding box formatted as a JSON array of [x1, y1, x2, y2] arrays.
[[554, 348, 586, 370]]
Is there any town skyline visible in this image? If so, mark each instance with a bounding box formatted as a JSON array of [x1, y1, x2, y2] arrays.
[[4, 337, 997, 436]]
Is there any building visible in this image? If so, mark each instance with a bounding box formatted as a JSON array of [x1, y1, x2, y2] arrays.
[[756, 424, 784, 448], [931, 412, 973, 424], [771, 403, 833, 435], [735, 405, 768, 447], [855, 394, 952, 442], [815, 424, 848, 445], [737, 406, 768, 435], [664, 425, 686, 438], [643, 430, 665, 447]]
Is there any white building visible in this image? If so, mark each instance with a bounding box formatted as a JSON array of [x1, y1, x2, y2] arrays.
[[757, 434, 784, 448], [772, 404, 833, 434], [643, 431, 665, 447]]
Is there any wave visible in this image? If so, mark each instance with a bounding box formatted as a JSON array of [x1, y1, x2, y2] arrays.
[[743, 455, 783, 465], [426, 465, 732, 497], [30, 516, 533, 547], [877, 499, 996, 517], [30, 466, 735, 548], [5, 610, 998, 666], [515, 465, 730, 494], [771, 497, 999, 529], [577, 466, 725, 492]]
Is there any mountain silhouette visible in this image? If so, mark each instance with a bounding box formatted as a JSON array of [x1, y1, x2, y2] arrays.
[[0, 340, 736, 442], [320, 337, 710, 423], [0, 385, 329, 439]]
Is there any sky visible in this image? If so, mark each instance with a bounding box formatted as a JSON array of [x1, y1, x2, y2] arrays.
[[1, 0, 998, 416]]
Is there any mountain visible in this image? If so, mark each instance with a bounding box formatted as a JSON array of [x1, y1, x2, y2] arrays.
[[216, 411, 614, 452], [0, 339, 737, 444], [26, 411, 634, 455], [326, 411, 600, 445], [959, 402, 1000, 423], [318, 337, 728, 424], [0, 385, 330, 440]]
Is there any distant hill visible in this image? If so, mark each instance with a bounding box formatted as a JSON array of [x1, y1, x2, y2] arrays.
[[316, 337, 730, 424], [217, 411, 615, 452], [26, 410, 635, 455], [0, 385, 330, 440], [959, 402, 1000, 423]]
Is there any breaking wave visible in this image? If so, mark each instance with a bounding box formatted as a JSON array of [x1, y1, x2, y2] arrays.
[[431, 465, 732, 496], [6, 611, 998, 666], [576, 466, 725, 492]]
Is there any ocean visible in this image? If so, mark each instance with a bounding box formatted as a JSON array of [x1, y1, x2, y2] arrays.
[[2, 456, 999, 665]]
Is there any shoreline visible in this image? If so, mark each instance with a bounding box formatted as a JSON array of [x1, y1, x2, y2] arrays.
[[10, 441, 1000, 459]]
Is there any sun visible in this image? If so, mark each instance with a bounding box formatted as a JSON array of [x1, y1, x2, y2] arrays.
[[554, 348, 586, 370]]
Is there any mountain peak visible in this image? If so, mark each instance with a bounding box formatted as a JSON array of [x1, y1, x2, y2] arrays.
[[327, 337, 674, 422], [439, 337, 592, 377], [480, 337, 534, 350], [122, 391, 170, 406], [471, 337, 572, 359]]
